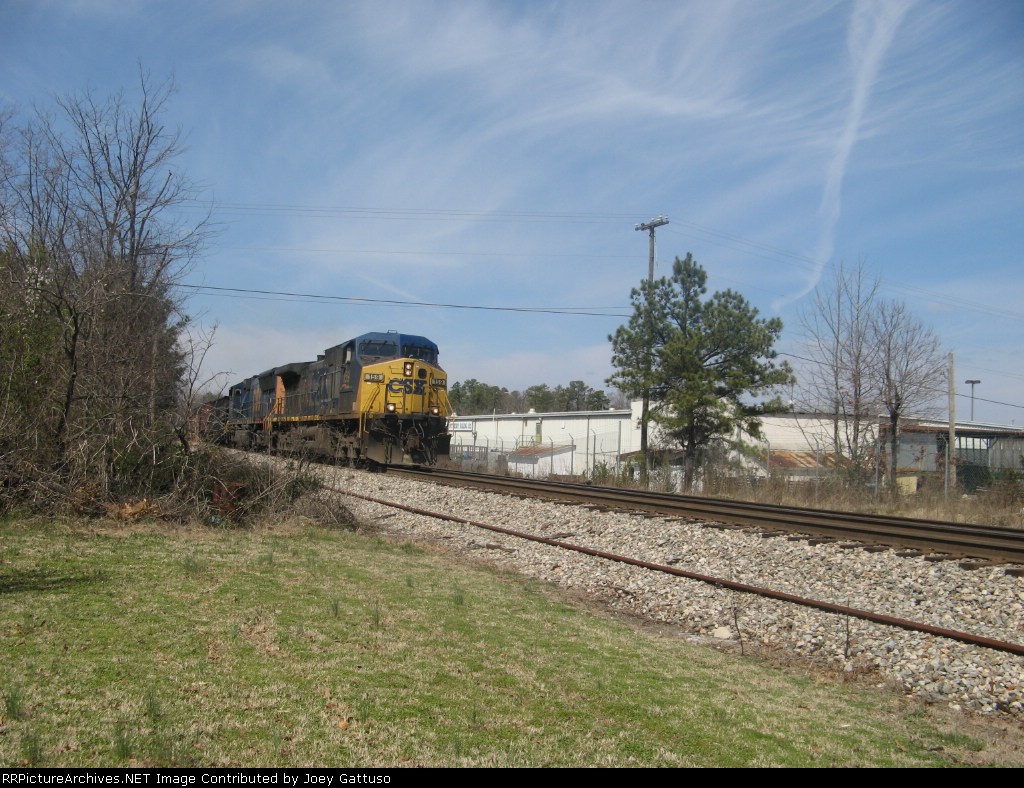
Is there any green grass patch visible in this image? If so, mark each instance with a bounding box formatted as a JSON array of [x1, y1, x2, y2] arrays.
[[0, 517, 1009, 766]]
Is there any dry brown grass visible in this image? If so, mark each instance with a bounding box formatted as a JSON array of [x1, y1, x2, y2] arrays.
[[707, 474, 1024, 529]]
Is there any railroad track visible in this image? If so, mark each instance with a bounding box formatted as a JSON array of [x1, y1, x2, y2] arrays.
[[388, 466, 1024, 567], [331, 466, 1024, 659]]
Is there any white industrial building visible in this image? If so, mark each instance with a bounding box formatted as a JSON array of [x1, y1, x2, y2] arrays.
[[449, 404, 639, 478], [447, 403, 1024, 488]]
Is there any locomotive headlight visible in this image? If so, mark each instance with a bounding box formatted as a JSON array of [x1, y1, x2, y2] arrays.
[[385, 402, 397, 413], [404, 361, 414, 376], [430, 406, 440, 416]]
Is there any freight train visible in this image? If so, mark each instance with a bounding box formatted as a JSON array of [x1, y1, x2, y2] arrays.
[[215, 331, 452, 466]]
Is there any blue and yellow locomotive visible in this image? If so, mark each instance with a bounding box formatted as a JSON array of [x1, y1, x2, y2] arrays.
[[220, 331, 452, 466]]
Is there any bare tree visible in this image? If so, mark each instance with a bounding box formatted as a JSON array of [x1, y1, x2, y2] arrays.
[[870, 298, 946, 489], [175, 320, 227, 451], [797, 260, 882, 479], [0, 72, 211, 503]]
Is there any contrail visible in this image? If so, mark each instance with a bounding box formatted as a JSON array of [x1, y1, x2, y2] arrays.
[[779, 0, 913, 308]]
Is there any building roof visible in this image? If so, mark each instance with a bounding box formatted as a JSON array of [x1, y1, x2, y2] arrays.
[[450, 409, 630, 420], [507, 444, 575, 459], [766, 449, 847, 471], [619, 449, 686, 465], [892, 419, 1024, 438]]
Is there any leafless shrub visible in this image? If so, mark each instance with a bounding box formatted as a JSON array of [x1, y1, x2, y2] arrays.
[[0, 73, 220, 520]]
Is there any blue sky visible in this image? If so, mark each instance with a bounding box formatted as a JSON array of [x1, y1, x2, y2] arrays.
[[3, 0, 1022, 424]]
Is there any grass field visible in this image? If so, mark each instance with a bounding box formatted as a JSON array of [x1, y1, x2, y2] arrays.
[[0, 515, 1017, 767]]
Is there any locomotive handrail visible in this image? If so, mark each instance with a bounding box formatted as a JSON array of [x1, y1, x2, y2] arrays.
[[437, 389, 453, 418], [362, 384, 381, 415]]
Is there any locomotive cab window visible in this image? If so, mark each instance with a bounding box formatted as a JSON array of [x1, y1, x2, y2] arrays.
[[402, 344, 437, 364], [358, 340, 397, 360]]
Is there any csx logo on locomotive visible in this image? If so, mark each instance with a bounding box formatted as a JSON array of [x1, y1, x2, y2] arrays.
[[388, 377, 427, 395]]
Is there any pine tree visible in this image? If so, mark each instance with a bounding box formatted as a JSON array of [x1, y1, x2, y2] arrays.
[[609, 254, 793, 491]]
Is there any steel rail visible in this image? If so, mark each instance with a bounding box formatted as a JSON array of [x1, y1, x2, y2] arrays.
[[333, 484, 1024, 657], [390, 467, 1024, 564]]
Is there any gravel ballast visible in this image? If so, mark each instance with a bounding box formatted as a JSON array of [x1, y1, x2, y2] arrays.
[[325, 468, 1024, 718]]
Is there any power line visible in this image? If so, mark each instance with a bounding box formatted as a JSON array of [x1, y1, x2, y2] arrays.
[[192, 199, 1022, 323], [178, 284, 631, 317], [778, 351, 1024, 412], [216, 245, 638, 260], [188, 200, 639, 225], [963, 363, 1024, 384], [665, 221, 1023, 323], [177, 284, 1024, 411]]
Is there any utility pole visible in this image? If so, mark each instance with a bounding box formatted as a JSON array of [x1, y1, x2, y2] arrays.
[[634, 216, 669, 476], [947, 352, 956, 497], [636, 216, 669, 282]]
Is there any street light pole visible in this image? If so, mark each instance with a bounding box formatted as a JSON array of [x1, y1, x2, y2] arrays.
[[965, 379, 980, 421]]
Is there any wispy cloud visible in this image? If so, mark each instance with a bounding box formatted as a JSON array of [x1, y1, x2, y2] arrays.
[[233, 44, 336, 90], [6, 1, 1019, 416], [773, 0, 914, 309]]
